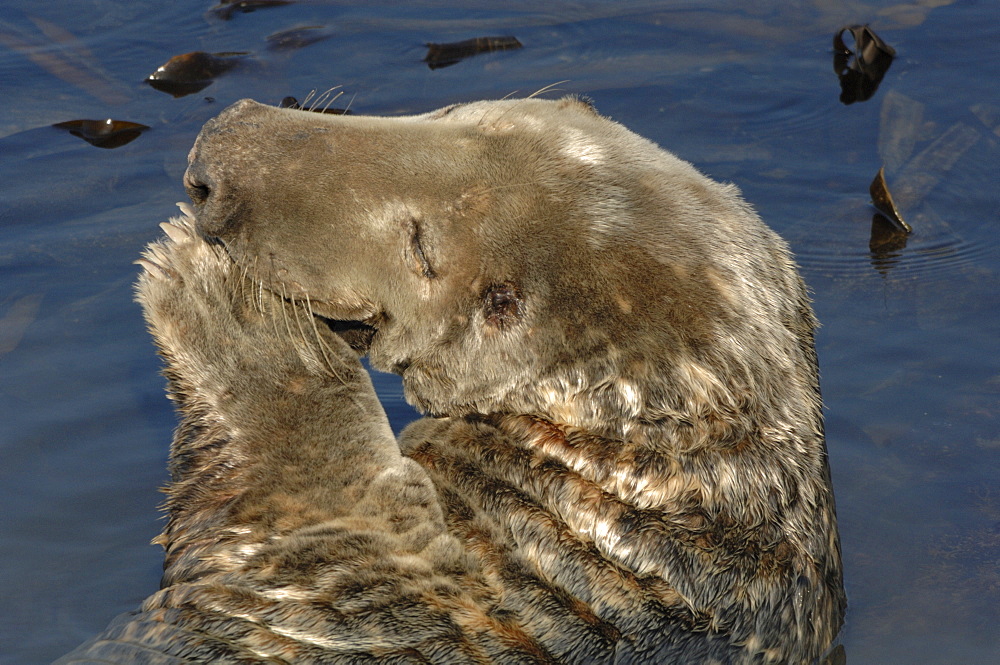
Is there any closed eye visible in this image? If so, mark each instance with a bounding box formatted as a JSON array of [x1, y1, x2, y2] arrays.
[[407, 217, 436, 279]]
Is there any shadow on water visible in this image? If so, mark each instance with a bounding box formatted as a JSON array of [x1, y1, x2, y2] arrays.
[[1, 1, 998, 663]]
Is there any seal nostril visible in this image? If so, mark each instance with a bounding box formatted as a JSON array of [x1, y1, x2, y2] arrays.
[[183, 170, 211, 205], [186, 182, 211, 205]]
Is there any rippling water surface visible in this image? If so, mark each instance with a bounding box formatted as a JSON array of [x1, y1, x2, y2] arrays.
[[1, 1, 998, 663]]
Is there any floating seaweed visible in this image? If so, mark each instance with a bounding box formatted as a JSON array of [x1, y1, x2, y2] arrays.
[[424, 36, 522, 70], [266, 26, 331, 52], [52, 119, 150, 149], [869, 167, 911, 233], [279, 96, 351, 115], [146, 51, 249, 98], [211, 0, 293, 20], [833, 25, 895, 105]]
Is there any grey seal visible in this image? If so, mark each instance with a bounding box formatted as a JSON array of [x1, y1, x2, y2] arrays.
[[58, 96, 845, 664]]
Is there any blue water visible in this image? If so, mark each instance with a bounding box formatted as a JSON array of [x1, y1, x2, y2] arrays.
[[1, 1, 998, 663]]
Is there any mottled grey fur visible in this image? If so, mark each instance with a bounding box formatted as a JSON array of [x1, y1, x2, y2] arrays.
[[58, 97, 845, 664]]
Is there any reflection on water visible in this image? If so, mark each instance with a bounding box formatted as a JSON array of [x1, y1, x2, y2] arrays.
[[1, 1, 998, 663], [51, 119, 150, 148], [868, 213, 909, 274]]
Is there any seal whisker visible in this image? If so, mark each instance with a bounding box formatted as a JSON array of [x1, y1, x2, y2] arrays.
[[478, 88, 525, 127], [309, 86, 343, 113], [301, 293, 351, 389], [253, 256, 267, 317], [288, 292, 312, 351], [237, 260, 256, 315], [284, 292, 361, 409], [341, 92, 358, 115], [526, 80, 570, 99], [480, 81, 569, 127], [299, 89, 317, 110], [320, 89, 345, 114], [309, 89, 330, 113], [232, 256, 248, 312], [256, 255, 283, 336], [274, 271, 300, 347]]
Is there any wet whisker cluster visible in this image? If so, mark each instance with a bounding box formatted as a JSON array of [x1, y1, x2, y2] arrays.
[[479, 81, 569, 127], [230, 255, 352, 390], [298, 86, 346, 114]]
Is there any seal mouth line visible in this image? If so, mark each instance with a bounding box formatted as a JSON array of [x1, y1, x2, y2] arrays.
[[267, 282, 380, 354], [204, 229, 380, 353]]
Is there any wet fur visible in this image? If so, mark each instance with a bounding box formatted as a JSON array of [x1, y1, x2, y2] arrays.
[[58, 97, 844, 664]]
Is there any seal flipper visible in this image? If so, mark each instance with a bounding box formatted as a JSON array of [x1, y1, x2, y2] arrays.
[[56, 211, 549, 663]]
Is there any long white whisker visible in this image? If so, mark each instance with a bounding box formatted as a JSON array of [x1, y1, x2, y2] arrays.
[[321, 90, 345, 114], [302, 294, 349, 387], [527, 80, 569, 99], [300, 89, 317, 109], [479, 82, 569, 128], [342, 92, 357, 114]]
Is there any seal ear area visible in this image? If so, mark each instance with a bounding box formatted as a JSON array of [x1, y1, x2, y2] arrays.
[[482, 281, 524, 330]]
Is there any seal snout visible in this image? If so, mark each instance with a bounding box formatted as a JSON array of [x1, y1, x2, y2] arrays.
[[183, 100, 270, 240]]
